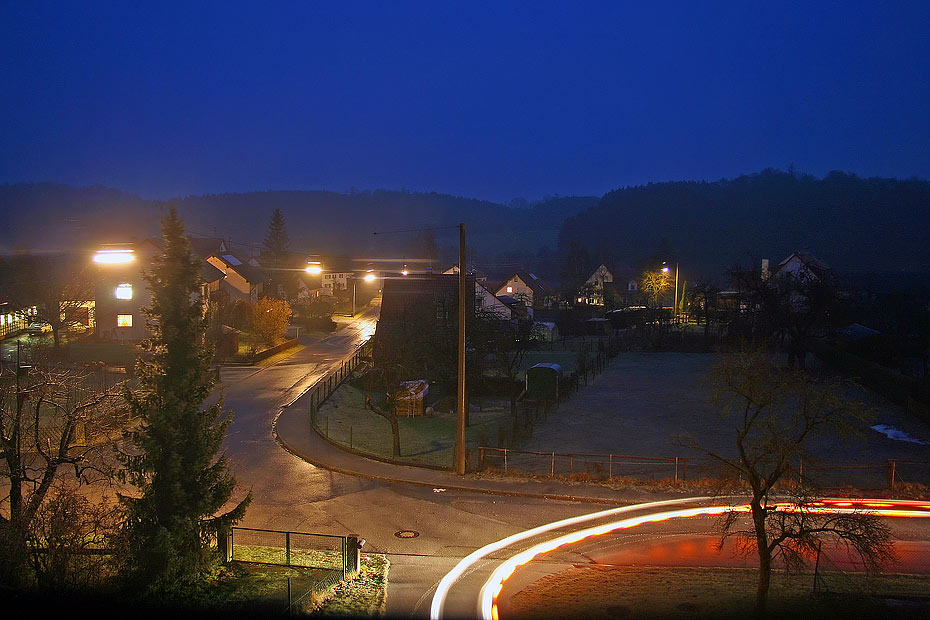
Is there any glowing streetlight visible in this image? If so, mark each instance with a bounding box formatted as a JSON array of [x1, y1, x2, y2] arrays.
[[93, 249, 135, 264], [402, 263, 408, 276], [363, 272, 375, 283], [305, 260, 322, 274]]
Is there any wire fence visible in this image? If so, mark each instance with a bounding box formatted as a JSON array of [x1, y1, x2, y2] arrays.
[[795, 459, 930, 490], [229, 527, 364, 615], [478, 447, 690, 481], [477, 448, 930, 489], [230, 527, 346, 570], [297, 342, 370, 417]]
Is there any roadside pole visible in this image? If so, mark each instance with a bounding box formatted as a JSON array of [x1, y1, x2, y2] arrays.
[[456, 223, 466, 475]]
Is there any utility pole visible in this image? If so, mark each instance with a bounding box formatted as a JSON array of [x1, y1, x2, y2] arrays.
[[674, 263, 679, 322], [455, 223, 467, 475]]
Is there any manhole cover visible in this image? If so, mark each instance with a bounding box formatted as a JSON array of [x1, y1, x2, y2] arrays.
[[394, 530, 420, 539]]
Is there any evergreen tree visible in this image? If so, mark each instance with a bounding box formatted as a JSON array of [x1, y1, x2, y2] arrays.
[[119, 207, 250, 596], [260, 208, 292, 299]]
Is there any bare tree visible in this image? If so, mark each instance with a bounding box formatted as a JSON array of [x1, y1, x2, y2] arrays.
[[0, 359, 124, 587], [681, 347, 895, 615]]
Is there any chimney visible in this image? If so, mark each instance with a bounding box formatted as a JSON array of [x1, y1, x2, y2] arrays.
[[761, 258, 770, 280]]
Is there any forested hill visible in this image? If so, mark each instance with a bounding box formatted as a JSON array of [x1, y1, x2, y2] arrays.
[[558, 170, 930, 281], [0, 183, 596, 261]]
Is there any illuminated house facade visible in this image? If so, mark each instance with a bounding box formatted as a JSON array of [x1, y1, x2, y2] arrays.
[[492, 271, 556, 314], [92, 240, 161, 341]]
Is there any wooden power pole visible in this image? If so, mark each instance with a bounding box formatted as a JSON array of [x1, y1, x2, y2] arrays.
[[456, 223, 467, 475]]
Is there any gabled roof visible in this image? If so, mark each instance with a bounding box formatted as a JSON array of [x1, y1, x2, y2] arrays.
[[210, 253, 267, 284], [496, 270, 555, 296], [771, 251, 832, 281], [200, 261, 226, 284], [379, 273, 476, 322], [188, 236, 228, 259]]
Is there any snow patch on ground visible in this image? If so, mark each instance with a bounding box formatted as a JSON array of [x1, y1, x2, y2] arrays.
[[871, 424, 930, 445]]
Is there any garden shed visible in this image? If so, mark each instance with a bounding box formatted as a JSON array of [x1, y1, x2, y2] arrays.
[[393, 379, 429, 416], [525, 363, 562, 401]]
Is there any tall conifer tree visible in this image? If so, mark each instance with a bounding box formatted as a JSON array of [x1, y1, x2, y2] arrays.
[[260, 208, 292, 299], [119, 207, 250, 594]]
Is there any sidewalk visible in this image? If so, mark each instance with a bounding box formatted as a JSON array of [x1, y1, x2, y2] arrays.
[[273, 402, 674, 505]]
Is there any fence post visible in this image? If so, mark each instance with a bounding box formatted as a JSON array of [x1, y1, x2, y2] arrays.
[[342, 537, 348, 580], [346, 536, 361, 578], [570, 455, 573, 474], [479, 447, 484, 470], [551, 452, 556, 477], [288, 577, 292, 615], [608, 454, 612, 479], [675, 457, 679, 482], [888, 460, 896, 488], [285, 531, 291, 566], [504, 448, 508, 473]]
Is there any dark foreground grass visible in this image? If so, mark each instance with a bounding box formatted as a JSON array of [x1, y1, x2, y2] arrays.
[[506, 565, 930, 620]]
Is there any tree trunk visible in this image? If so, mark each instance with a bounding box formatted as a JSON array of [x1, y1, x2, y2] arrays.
[[751, 497, 772, 616], [390, 417, 401, 457]]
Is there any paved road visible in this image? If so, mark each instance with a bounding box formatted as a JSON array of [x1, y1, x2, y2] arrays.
[[214, 304, 930, 618], [213, 301, 603, 618]]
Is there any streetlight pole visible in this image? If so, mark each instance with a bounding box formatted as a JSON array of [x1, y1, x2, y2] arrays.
[[455, 223, 467, 475], [674, 263, 679, 322]]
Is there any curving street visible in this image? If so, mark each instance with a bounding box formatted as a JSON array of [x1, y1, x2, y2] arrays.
[[214, 302, 930, 618]]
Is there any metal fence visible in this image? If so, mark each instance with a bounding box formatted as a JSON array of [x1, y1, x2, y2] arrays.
[[230, 527, 352, 571], [477, 449, 930, 490], [478, 447, 690, 481], [298, 343, 369, 416], [795, 459, 930, 490]]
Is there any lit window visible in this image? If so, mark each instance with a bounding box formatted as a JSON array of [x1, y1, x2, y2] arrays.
[[115, 283, 133, 299], [117, 314, 133, 327], [506, 286, 513, 293]]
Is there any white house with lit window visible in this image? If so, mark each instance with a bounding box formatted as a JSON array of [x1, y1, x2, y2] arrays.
[[92, 240, 162, 341], [492, 271, 556, 316]]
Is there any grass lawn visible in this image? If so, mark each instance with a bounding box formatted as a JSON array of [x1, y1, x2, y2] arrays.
[[206, 552, 387, 617], [312, 554, 389, 617], [507, 565, 930, 619], [314, 383, 511, 468]]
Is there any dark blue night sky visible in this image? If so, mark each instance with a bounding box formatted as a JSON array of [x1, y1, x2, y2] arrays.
[[2, 1, 928, 202]]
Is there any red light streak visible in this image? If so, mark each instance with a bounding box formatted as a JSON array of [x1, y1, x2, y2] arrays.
[[484, 498, 930, 620]]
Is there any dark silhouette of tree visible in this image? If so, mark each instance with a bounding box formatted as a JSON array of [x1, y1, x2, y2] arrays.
[[260, 208, 293, 299], [118, 207, 250, 597], [732, 265, 842, 369], [680, 347, 894, 615], [559, 241, 591, 303]]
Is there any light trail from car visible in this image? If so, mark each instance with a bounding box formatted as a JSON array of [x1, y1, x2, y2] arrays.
[[471, 498, 930, 620], [428, 496, 718, 620]]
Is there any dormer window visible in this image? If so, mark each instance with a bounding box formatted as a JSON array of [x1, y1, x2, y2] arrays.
[[506, 286, 513, 293]]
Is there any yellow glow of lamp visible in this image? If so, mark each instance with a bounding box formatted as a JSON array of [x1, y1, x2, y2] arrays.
[[363, 272, 376, 283], [306, 261, 322, 274], [93, 249, 135, 264]]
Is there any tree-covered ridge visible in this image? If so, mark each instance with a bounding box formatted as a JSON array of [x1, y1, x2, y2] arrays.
[[558, 169, 930, 280], [0, 183, 595, 263]]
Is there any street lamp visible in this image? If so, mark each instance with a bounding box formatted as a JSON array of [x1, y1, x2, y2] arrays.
[[351, 270, 376, 316], [93, 248, 134, 264], [305, 260, 322, 275]]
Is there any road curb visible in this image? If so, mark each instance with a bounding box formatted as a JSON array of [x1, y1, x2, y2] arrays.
[[272, 405, 637, 505]]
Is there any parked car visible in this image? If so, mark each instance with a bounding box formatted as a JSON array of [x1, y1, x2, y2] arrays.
[[26, 322, 50, 336]]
